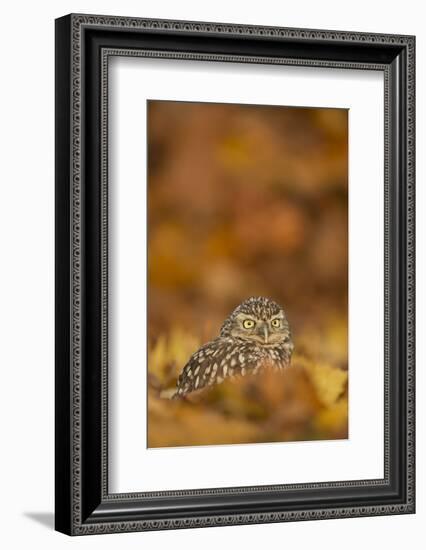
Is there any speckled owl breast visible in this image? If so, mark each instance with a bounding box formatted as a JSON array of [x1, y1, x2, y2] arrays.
[[174, 297, 294, 397]]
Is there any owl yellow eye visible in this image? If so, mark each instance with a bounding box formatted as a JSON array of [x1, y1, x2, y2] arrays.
[[243, 319, 255, 329], [271, 319, 281, 328]]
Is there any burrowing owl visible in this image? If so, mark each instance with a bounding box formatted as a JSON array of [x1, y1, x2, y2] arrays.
[[174, 297, 294, 397]]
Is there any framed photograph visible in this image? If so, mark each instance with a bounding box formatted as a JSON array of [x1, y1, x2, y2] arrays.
[[55, 14, 415, 535]]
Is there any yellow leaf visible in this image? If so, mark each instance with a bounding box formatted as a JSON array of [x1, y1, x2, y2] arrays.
[[298, 356, 348, 407]]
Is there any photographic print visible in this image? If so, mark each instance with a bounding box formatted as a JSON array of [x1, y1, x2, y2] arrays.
[[147, 100, 349, 448], [56, 15, 415, 534]]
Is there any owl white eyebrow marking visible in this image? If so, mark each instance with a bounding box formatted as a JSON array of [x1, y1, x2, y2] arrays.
[[239, 315, 256, 322]]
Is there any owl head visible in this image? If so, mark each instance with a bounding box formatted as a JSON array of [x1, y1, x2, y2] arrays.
[[220, 296, 292, 346]]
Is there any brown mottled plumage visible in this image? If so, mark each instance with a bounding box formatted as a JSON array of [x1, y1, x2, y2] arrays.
[[173, 297, 294, 397]]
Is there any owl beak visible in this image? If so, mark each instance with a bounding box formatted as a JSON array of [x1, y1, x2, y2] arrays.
[[262, 325, 269, 344]]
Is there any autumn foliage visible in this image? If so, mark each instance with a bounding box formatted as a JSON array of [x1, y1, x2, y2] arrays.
[[147, 100, 348, 448]]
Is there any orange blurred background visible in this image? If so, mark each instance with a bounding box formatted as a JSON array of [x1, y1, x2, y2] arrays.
[[147, 100, 348, 448]]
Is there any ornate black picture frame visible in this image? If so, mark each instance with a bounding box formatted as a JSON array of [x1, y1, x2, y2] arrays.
[[55, 13, 415, 535]]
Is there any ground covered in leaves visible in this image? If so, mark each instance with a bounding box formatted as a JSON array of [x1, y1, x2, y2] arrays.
[[147, 320, 348, 448]]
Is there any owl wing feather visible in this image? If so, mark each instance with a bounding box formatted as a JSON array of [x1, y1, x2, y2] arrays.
[[173, 337, 290, 397], [173, 338, 236, 397]]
